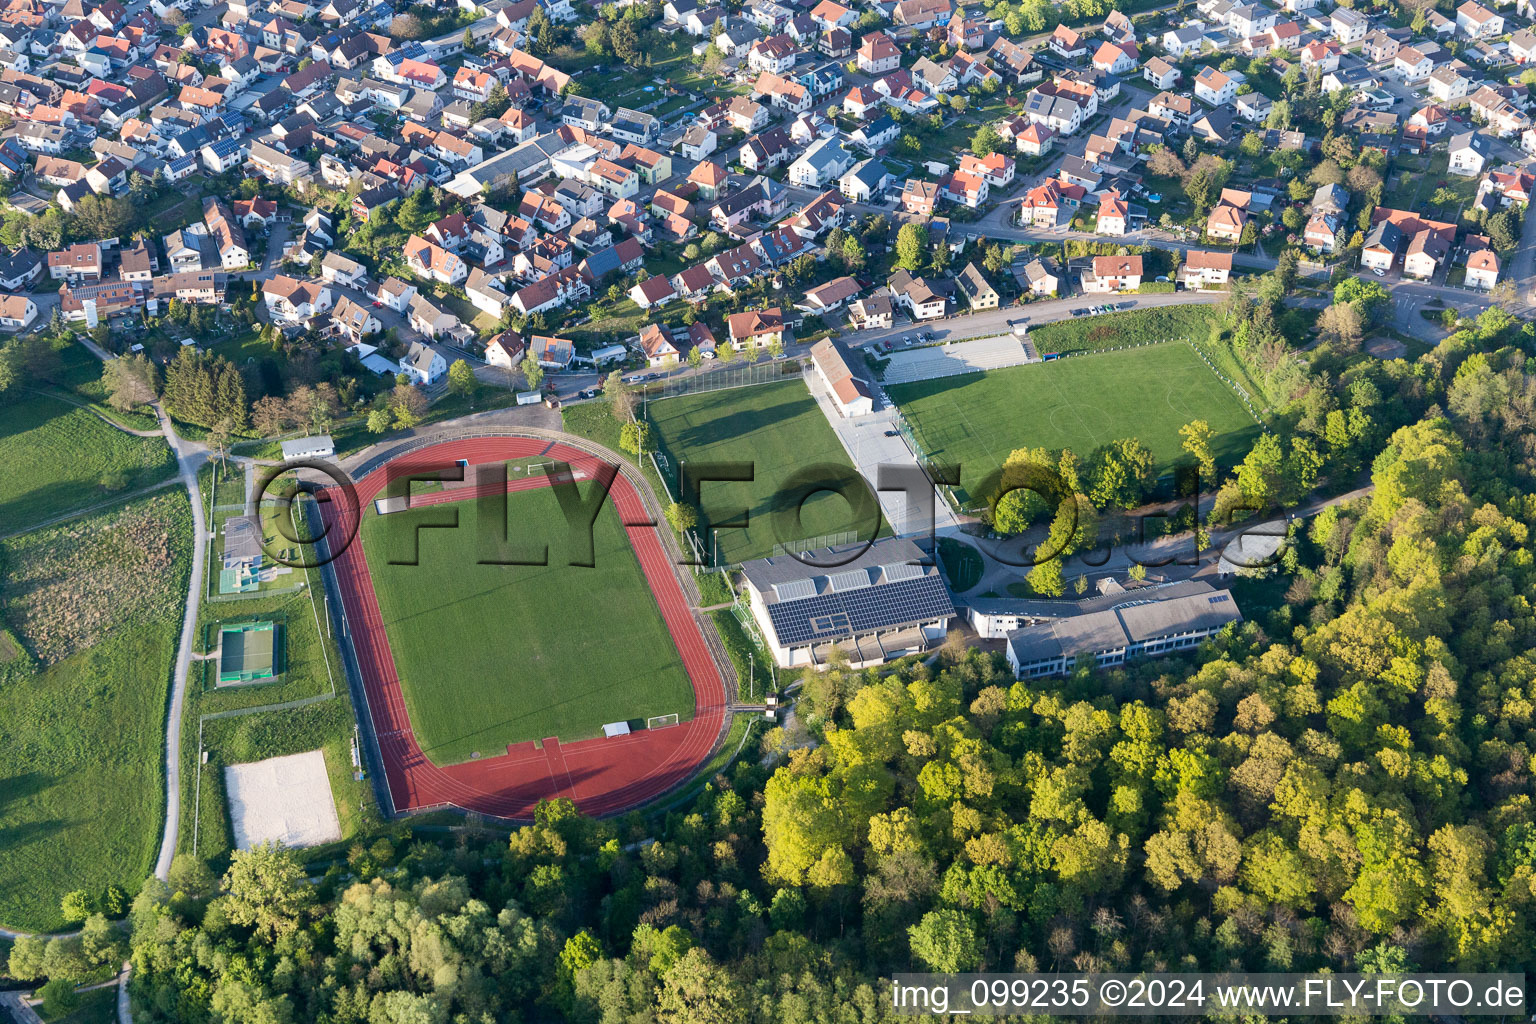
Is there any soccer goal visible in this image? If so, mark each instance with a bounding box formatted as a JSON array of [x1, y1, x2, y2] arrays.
[[647, 713, 680, 730]]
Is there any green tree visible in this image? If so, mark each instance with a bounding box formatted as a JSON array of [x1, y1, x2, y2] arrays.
[[656, 948, 745, 1024], [895, 222, 928, 271], [38, 979, 78, 1018], [620, 419, 650, 456], [447, 358, 477, 403], [1088, 438, 1156, 509], [522, 352, 545, 391], [367, 406, 393, 434], [908, 909, 983, 972], [1179, 420, 1217, 484], [665, 501, 698, 533], [219, 843, 313, 940], [841, 234, 866, 271], [969, 124, 1003, 157], [60, 889, 92, 924]]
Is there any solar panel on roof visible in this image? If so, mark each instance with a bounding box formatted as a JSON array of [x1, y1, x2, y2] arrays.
[[773, 578, 817, 602], [882, 562, 923, 583], [764, 575, 956, 647], [828, 569, 872, 592]]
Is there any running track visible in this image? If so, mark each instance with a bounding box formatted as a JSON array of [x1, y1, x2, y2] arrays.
[[319, 436, 728, 820]]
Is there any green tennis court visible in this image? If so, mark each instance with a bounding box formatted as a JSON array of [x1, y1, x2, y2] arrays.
[[219, 621, 278, 683]]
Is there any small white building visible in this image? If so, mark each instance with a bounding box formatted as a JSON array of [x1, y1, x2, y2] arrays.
[[281, 435, 335, 461]]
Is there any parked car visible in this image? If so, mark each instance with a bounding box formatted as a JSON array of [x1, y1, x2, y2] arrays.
[[884, 429, 900, 437], [1372, 267, 1385, 276]]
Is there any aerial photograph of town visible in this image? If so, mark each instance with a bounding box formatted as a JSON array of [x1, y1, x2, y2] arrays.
[[0, 0, 1533, 1015]]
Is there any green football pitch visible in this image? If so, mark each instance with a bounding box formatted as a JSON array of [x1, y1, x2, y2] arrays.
[[644, 379, 878, 566], [360, 486, 694, 765], [888, 343, 1261, 507]]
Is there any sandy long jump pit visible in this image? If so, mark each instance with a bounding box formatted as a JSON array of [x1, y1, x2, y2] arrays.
[[225, 749, 342, 850]]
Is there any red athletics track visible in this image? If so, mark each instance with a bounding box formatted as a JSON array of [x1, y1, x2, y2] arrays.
[[319, 436, 728, 820]]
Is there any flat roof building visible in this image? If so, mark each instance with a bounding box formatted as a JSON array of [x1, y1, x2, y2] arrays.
[[1003, 580, 1242, 678], [281, 435, 335, 461]]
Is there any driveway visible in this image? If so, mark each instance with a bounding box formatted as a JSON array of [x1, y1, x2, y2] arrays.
[[805, 363, 960, 538]]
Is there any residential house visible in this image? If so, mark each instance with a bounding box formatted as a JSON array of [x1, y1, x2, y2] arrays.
[[263, 274, 332, 321], [799, 275, 860, 313], [1097, 188, 1129, 235], [726, 306, 784, 350], [0, 292, 36, 329], [1464, 247, 1500, 289], [1093, 40, 1139, 75], [1456, 0, 1502, 38], [1206, 188, 1251, 242], [47, 242, 102, 281], [484, 330, 525, 370], [319, 251, 367, 287], [1194, 65, 1235, 106], [788, 136, 853, 188], [328, 295, 380, 343], [955, 262, 998, 310], [1449, 130, 1491, 175], [1143, 57, 1180, 90], [403, 235, 467, 285], [465, 267, 511, 319], [887, 269, 948, 319], [400, 341, 447, 386], [902, 178, 938, 217], [1163, 26, 1207, 57], [636, 323, 680, 366], [847, 293, 894, 329], [1179, 248, 1232, 287], [374, 276, 417, 313], [1331, 7, 1368, 43], [1083, 253, 1143, 292], [1048, 24, 1087, 60], [629, 275, 678, 309]]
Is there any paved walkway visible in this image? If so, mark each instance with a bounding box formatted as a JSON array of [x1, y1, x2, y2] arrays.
[[153, 399, 209, 882]]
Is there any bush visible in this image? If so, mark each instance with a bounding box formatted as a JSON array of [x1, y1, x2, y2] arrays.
[[1138, 281, 1176, 293]]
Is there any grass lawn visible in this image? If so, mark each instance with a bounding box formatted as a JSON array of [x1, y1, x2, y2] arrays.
[[360, 486, 695, 763], [0, 388, 176, 536], [889, 343, 1262, 507], [0, 490, 192, 931], [642, 379, 875, 565]]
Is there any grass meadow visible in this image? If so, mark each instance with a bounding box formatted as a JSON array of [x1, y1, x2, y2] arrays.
[[0, 490, 191, 931], [361, 485, 695, 764], [889, 343, 1261, 507], [0, 391, 176, 536]]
